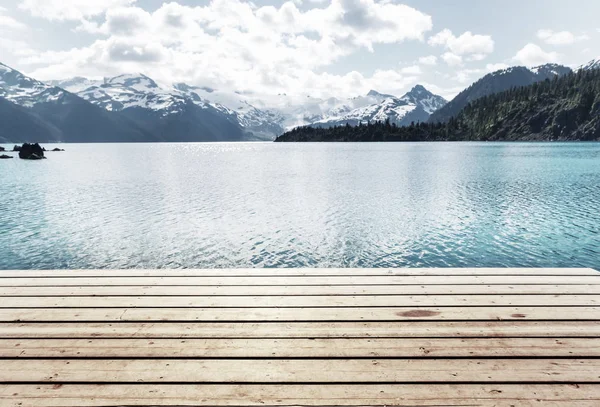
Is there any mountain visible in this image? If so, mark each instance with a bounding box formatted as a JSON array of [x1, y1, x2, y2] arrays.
[[429, 63, 572, 123], [399, 85, 447, 114], [52, 75, 284, 141], [579, 57, 600, 71], [172, 84, 285, 140], [0, 63, 153, 143], [300, 85, 446, 129], [276, 69, 600, 142], [52, 74, 251, 142], [0, 97, 61, 143]]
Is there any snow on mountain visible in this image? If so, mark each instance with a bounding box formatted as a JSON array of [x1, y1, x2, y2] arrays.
[[528, 63, 572, 78], [293, 85, 446, 129], [54, 74, 194, 116], [0, 62, 69, 107], [400, 85, 447, 114], [578, 58, 600, 71], [52, 73, 285, 139], [48, 77, 102, 93], [312, 96, 418, 128], [172, 84, 285, 139], [430, 63, 572, 123]]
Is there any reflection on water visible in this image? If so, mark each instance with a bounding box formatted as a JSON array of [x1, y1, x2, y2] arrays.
[[1, 142, 599, 270]]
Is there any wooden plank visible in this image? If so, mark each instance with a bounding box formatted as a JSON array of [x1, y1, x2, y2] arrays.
[[3, 384, 600, 406], [1, 306, 598, 322], [1, 267, 597, 277], [2, 359, 599, 383], [2, 284, 599, 296], [1, 294, 597, 307], [1, 321, 599, 338], [2, 275, 600, 286], [1, 338, 598, 358]]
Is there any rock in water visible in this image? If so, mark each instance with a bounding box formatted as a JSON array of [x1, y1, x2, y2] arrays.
[[12, 145, 21, 152], [0, 154, 13, 159], [0, 147, 5, 152], [51, 147, 65, 152], [18, 143, 46, 160]]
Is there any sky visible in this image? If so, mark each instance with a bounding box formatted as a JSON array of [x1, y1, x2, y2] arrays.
[[1, 0, 599, 104]]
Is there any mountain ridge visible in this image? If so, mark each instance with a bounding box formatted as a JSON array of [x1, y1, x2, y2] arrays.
[[275, 68, 600, 142], [429, 63, 573, 123]]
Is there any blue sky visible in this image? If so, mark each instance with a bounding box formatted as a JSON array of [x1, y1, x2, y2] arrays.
[[1, 0, 599, 103]]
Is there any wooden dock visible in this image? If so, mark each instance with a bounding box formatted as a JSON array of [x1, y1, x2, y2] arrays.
[[1, 268, 599, 406]]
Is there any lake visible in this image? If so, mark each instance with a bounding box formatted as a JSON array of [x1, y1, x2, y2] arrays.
[[1, 142, 599, 270]]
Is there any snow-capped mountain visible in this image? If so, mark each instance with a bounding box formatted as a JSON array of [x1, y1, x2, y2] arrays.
[[578, 58, 600, 71], [0, 62, 70, 107], [299, 85, 446, 129], [52, 74, 284, 140], [0, 63, 155, 143], [173, 84, 285, 139], [0, 63, 255, 142], [429, 63, 572, 123], [400, 85, 447, 114], [52, 74, 204, 116]]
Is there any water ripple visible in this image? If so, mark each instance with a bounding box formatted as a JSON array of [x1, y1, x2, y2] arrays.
[[1, 142, 599, 270]]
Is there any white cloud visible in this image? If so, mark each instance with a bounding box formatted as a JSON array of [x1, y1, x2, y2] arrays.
[[453, 68, 482, 84], [428, 29, 494, 56], [513, 43, 560, 66], [441, 52, 463, 67], [467, 53, 487, 61], [19, 0, 137, 21], [0, 7, 32, 59], [536, 29, 589, 45], [0, 9, 26, 31], [22, 0, 433, 103], [418, 82, 464, 101], [400, 65, 421, 75], [418, 55, 437, 65], [485, 63, 510, 72]]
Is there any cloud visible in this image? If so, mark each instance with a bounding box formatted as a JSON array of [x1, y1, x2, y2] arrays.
[[428, 29, 494, 56], [0, 8, 27, 31], [467, 53, 487, 62], [19, 0, 137, 21], [400, 65, 421, 75], [0, 7, 32, 59], [536, 29, 589, 45], [454, 68, 482, 84], [76, 6, 152, 35], [106, 38, 168, 62], [513, 43, 560, 66], [21, 0, 434, 103], [485, 63, 510, 72], [441, 52, 463, 67], [418, 55, 437, 65]]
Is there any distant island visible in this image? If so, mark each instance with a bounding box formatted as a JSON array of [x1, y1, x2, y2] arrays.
[[276, 69, 600, 142]]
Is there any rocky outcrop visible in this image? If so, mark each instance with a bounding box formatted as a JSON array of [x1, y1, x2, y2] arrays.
[[0, 154, 12, 159], [18, 143, 46, 160]]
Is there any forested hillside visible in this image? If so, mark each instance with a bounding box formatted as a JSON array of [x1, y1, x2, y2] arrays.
[[276, 69, 600, 142]]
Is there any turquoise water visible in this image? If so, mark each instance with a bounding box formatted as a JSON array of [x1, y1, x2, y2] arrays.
[[1, 142, 599, 270]]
